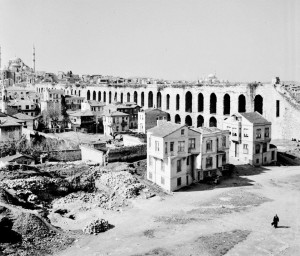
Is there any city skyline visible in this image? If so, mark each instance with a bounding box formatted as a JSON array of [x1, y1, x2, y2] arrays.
[[0, 0, 299, 82]]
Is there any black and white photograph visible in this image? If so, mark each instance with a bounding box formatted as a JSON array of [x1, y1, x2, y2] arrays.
[[0, 0, 299, 255]]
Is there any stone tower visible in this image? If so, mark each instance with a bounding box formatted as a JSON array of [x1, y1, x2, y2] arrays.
[[33, 45, 36, 73], [1, 82, 8, 114]]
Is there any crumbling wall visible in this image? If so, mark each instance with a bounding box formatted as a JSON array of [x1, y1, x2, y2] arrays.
[[44, 149, 82, 162], [106, 144, 147, 163]]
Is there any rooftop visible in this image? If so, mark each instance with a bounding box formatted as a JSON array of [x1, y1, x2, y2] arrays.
[[240, 112, 271, 124], [192, 126, 224, 135], [68, 109, 94, 117], [0, 153, 33, 163], [148, 121, 185, 137], [13, 112, 36, 120]]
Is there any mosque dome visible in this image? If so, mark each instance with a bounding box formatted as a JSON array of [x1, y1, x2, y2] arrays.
[[208, 74, 216, 79]]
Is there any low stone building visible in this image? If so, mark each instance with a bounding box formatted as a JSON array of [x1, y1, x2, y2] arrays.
[[0, 114, 22, 144], [223, 112, 277, 166], [138, 108, 169, 133], [0, 153, 34, 165]]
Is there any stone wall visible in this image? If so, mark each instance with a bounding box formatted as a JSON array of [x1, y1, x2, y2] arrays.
[[80, 145, 105, 165], [106, 144, 147, 163], [44, 149, 82, 162], [122, 134, 146, 146]]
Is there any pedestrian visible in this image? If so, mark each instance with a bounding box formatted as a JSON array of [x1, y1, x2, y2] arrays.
[[271, 214, 279, 228]]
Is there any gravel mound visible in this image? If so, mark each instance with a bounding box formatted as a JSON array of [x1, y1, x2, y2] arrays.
[[83, 218, 110, 235]]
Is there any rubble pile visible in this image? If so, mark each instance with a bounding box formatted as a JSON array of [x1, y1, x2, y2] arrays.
[[95, 171, 145, 199], [83, 218, 110, 235], [53, 191, 110, 209]]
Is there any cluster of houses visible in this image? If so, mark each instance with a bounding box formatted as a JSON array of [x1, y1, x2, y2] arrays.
[[0, 85, 278, 193]]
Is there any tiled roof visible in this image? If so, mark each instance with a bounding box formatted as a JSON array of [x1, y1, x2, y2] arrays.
[[88, 100, 105, 107], [13, 112, 36, 120], [148, 122, 185, 137], [192, 126, 223, 135], [0, 153, 33, 163], [0, 116, 22, 127], [68, 109, 94, 117], [240, 112, 270, 124], [103, 110, 129, 117], [143, 108, 168, 114]]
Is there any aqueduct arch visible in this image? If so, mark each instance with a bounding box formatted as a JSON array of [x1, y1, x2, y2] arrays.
[[176, 94, 180, 111], [148, 91, 153, 108], [141, 92, 144, 106], [197, 115, 204, 127], [238, 94, 246, 112], [254, 95, 263, 114], [93, 91, 96, 100], [87, 90, 90, 100], [223, 94, 230, 115], [175, 114, 181, 124], [127, 92, 131, 102], [134, 91, 138, 103], [185, 91, 192, 113], [210, 93, 217, 114], [198, 93, 204, 112], [157, 92, 162, 108], [209, 116, 217, 127], [185, 115, 192, 126], [166, 94, 170, 110], [98, 91, 101, 101]]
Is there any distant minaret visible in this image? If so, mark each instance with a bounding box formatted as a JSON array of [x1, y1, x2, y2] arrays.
[[33, 45, 36, 73], [1, 78, 7, 114]]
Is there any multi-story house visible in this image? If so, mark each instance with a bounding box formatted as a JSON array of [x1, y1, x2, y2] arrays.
[[223, 112, 277, 165], [103, 110, 129, 136], [104, 102, 140, 129], [147, 121, 201, 192], [68, 109, 95, 132], [7, 99, 39, 117], [192, 127, 230, 180], [65, 96, 85, 110], [147, 121, 230, 192], [81, 100, 105, 112], [138, 108, 169, 133]]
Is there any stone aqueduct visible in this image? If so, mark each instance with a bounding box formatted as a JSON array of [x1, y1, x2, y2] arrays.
[[37, 82, 300, 140]]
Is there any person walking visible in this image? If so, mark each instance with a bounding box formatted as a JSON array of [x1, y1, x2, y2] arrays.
[[272, 214, 279, 228]]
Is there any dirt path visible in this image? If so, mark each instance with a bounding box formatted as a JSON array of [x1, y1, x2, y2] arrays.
[[56, 166, 300, 256]]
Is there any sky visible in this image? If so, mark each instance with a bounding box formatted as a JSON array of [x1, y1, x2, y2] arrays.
[[0, 0, 299, 82]]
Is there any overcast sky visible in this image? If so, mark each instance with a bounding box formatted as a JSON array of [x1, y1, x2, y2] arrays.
[[0, 0, 299, 82]]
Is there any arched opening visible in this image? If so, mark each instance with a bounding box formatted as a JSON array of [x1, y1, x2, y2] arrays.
[[127, 92, 130, 102], [198, 93, 204, 112], [197, 115, 204, 127], [223, 94, 230, 115], [254, 95, 263, 114], [176, 94, 180, 111], [71, 89, 73, 95], [114, 92, 117, 102], [109, 91, 112, 103], [175, 114, 181, 124], [185, 115, 192, 126], [79, 90, 81, 96], [148, 91, 153, 108], [134, 91, 138, 103], [120, 93, 123, 103], [166, 94, 170, 110], [238, 94, 246, 112], [87, 90, 90, 100], [185, 91, 192, 112], [157, 92, 162, 108], [209, 116, 217, 127], [210, 93, 217, 114], [141, 92, 144, 107], [167, 113, 171, 121], [93, 91, 96, 100], [103, 91, 106, 102], [98, 91, 101, 101]]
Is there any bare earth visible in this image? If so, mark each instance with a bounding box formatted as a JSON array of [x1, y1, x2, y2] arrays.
[[56, 165, 300, 256]]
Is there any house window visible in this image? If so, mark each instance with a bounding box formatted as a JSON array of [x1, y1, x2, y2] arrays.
[[181, 129, 184, 135], [165, 142, 168, 154], [265, 128, 270, 138], [170, 142, 174, 152], [276, 100, 280, 117], [222, 136, 226, 147], [177, 177, 181, 187], [272, 151, 275, 160], [26, 105, 29, 109], [256, 129, 262, 139], [255, 144, 260, 154], [149, 157, 153, 166], [263, 143, 267, 153], [187, 156, 189, 165], [188, 138, 195, 149], [222, 153, 226, 163], [206, 140, 212, 152], [177, 160, 181, 172], [256, 159, 259, 164], [206, 157, 213, 168], [161, 177, 165, 185], [243, 128, 249, 137], [178, 141, 185, 152], [155, 141, 159, 152], [243, 144, 248, 154]]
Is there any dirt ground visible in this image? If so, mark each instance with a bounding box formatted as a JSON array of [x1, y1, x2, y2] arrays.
[[53, 132, 112, 146], [55, 165, 300, 256]]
